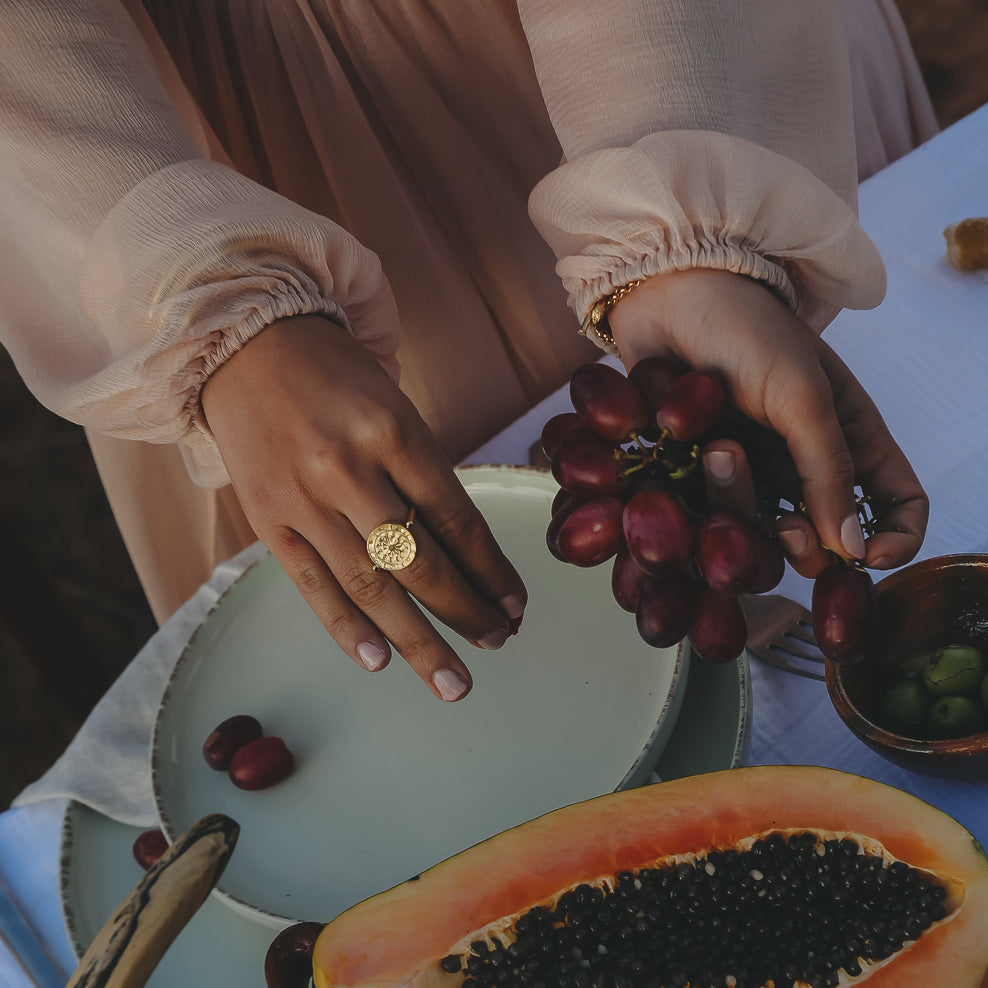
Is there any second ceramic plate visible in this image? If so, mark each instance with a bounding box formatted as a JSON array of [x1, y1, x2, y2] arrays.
[[63, 657, 749, 987], [152, 466, 692, 927]]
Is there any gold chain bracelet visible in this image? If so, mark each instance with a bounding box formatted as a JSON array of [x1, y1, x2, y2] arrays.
[[578, 280, 643, 357]]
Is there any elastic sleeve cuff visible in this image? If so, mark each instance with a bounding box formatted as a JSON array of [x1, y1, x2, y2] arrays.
[[528, 130, 887, 337], [66, 159, 400, 487]]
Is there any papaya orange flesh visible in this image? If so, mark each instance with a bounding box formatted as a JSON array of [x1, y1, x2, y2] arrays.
[[313, 766, 988, 988]]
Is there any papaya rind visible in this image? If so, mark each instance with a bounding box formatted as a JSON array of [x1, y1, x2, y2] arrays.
[[313, 765, 988, 988]]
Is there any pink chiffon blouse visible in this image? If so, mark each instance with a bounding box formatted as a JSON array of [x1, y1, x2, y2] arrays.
[[0, 0, 937, 619]]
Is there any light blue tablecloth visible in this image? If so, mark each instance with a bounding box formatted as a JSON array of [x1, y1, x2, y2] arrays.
[[2, 104, 986, 986]]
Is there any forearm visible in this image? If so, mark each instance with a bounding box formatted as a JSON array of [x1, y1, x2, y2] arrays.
[[518, 0, 859, 199], [0, 0, 398, 487]]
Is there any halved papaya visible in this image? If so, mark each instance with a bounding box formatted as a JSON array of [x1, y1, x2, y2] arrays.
[[313, 766, 988, 988]]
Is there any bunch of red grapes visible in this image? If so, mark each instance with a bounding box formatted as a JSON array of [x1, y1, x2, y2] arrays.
[[543, 357, 876, 665]]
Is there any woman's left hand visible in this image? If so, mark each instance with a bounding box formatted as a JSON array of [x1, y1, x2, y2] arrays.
[[608, 268, 929, 578]]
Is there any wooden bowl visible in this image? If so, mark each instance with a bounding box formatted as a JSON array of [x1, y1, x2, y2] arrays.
[[826, 554, 988, 778]]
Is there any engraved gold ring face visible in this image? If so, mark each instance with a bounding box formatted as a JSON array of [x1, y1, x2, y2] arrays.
[[366, 507, 417, 571]]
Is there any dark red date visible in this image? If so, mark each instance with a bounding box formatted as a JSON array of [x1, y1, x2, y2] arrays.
[[203, 714, 264, 770], [229, 736, 296, 791], [132, 828, 169, 870], [264, 921, 325, 988]]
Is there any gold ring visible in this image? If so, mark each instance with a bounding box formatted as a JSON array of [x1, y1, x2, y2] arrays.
[[367, 506, 417, 571]]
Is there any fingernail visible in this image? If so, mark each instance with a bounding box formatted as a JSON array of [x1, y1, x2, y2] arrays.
[[433, 668, 469, 701], [477, 627, 509, 650], [776, 527, 808, 558], [841, 514, 866, 560], [704, 450, 737, 485], [356, 641, 389, 671], [500, 594, 526, 620], [508, 614, 524, 636]]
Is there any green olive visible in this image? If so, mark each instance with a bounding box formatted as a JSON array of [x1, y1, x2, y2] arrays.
[[899, 650, 935, 680], [925, 695, 988, 740], [921, 645, 985, 697], [879, 679, 930, 735]]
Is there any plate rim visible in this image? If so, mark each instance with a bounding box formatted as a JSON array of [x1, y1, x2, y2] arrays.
[[64, 660, 749, 966]]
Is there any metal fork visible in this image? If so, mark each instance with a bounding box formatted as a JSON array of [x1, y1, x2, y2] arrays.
[[741, 594, 826, 682]]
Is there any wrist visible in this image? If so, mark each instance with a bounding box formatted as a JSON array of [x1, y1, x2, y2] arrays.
[[201, 314, 347, 428], [607, 269, 783, 367]]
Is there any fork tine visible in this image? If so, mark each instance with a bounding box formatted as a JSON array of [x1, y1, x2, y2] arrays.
[[741, 593, 827, 681], [762, 644, 827, 681], [774, 636, 825, 664], [783, 624, 817, 647]]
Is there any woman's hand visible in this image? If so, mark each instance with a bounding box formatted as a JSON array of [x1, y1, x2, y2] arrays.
[[200, 314, 527, 701], [608, 269, 928, 578]]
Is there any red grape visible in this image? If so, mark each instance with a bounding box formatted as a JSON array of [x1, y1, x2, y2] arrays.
[[544, 358, 880, 674], [229, 736, 295, 791], [694, 513, 783, 596], [570, 362, 649, 443], [546, 490, 592, 561], [636, 573, 697, 648], [611, 549, 648, 613], [653, 370, 725, 441], [812, 562, 875, 663], [623, 488, 692, 576], [203, 714, 264, 770], [556, 497, 625, 567], [551, 441, 628, 496], [551, 488, 589, 518], [541, 412, 599, 459], [688, 588, 748, 664], [627, 355, 682, 411], [545, 508, 569, 562], [748, 530, 786, 595]]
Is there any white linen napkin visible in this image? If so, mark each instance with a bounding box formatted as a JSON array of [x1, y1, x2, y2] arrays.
[[13, 542, 269, 827]]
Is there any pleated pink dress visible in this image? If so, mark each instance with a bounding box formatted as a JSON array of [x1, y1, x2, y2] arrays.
[[0, 0, 937, 621]]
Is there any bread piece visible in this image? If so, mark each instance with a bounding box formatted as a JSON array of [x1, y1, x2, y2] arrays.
[[944, 218, 988, 271]]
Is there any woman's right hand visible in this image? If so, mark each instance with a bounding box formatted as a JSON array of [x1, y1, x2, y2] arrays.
[[199, 314, 527, 701]]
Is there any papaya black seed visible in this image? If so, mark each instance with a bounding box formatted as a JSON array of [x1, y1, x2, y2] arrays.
[[438, 832, 951, 987]]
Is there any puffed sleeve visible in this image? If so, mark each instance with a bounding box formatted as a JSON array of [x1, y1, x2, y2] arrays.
[[0, 0, 400, 487], [516, 0, 887, 336]]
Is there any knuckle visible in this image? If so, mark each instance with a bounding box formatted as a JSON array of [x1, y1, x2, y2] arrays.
[[347, 403, 409, 456], [429, 503, 485, 551], [370, 406, 408, 453], [341, 563, 391, 611], [300, 407, 412, 487], [322, 606, 361, 644], [305, 442, 355, 485], [292, 562, 330, 601], [823, 444, 857, 486], [842, 407, 891, 463], [400, 548, 446, 597], [394, 632, 438, 668], [268, 526, 308, 555]]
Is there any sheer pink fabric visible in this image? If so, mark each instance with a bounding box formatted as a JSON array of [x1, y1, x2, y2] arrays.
[[0, 0, 936, 621]]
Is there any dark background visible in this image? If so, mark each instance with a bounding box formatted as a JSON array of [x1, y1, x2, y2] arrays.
[[1, 1, 986, 810]]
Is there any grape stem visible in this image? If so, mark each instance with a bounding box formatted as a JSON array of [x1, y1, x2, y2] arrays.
[[617, 460, 652, 479], [628, 431, 648, 453], [668, 445, 700, 481]]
